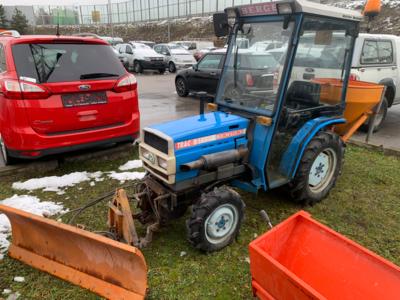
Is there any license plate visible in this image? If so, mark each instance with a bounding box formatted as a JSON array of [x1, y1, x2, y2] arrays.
[[62, 92, 108, 108]]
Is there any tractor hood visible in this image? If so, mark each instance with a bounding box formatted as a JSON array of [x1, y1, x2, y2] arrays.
[[149, 111, 249, 150]]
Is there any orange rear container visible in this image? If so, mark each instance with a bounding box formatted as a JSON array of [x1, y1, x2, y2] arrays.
[[249, 211, 400, 300], [313, 78, 385, 136]]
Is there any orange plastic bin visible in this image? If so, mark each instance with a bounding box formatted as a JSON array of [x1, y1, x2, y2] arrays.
[[249, 211, 400, 300]]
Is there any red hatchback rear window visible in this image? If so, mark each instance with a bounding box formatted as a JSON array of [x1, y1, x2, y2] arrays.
[[12, 43, 126, 83]]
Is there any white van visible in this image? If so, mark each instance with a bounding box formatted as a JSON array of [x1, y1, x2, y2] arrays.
[[350, 34, 400, 130]]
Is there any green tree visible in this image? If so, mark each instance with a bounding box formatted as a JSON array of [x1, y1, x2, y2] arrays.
[[0, 5, 8, 28], [10, 8, 28, 34]]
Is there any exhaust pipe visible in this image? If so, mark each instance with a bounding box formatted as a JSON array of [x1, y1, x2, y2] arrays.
[[181, 148, 248, 171]]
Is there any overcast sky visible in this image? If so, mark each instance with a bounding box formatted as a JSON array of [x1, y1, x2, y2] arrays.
[[3, 0, 110, 5]]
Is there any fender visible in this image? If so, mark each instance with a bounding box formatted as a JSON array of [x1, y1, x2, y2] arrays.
[[378, 78, 396, 106], [279, 117, 346, 181]]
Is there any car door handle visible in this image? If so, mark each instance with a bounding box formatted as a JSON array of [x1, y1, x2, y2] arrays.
[[209, 72, 217, 76]]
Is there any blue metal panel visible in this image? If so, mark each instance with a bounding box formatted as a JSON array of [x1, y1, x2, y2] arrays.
[[150, 112, 248, 142], [279, 117, 346, 180], [149, 111, 249, 183]]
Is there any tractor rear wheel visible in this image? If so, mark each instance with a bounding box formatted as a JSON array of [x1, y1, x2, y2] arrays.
[[289, 131, 344, 205], [187, 186, 245, 252]]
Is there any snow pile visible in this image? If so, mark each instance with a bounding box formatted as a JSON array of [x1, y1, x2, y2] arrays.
[[12, 172, 103, 193], [108, 171, 146, 183], [13, 277, 25, 283], [119, 160, 143, 171], [12, 161, 146, 192], [0, 195, 66, 254]]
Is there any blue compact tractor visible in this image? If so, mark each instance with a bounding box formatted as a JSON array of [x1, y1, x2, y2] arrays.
[[132, 0, 374, 252]]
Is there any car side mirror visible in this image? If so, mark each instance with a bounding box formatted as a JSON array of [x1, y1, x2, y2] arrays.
[[193, 64, 198, 71], [213, 13, 230, 37]]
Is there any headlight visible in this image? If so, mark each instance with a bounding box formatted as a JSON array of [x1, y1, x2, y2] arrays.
[[142, 149, 156, 165], [158, 157, 168, 170]]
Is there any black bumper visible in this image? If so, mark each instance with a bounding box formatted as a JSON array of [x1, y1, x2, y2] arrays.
[[8, 133, 138, 159], [138, 60, 167, 70]]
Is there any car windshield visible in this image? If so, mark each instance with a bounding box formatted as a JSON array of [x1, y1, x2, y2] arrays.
[[217, 21, 294, 115], [12, 43, 126, 83]]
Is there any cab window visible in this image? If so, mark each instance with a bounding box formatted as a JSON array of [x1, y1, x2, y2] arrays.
[[198, 54, 223, 69], [378, 41, 393, 64], [361, 40, 393, 65]]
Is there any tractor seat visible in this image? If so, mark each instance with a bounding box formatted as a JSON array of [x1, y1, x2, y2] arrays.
[[286, 81, 321, 110]]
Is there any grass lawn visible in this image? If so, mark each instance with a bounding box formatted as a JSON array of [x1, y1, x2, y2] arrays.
[[0, 145, 399, 299]]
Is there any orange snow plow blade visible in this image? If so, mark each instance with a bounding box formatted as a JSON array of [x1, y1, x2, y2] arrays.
[[0, 204, 147, 300]]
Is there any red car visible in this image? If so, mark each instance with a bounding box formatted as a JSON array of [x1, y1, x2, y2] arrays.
[[0, 34, 139, 164]]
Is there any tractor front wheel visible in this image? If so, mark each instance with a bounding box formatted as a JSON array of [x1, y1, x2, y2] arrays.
[[187, 186, 245, 252], [289, 131, 344, 205]]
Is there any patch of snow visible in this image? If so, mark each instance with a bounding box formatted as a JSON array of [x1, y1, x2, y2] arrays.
[[108, 171, 146, 183], [13, 277, 25, 283], [245, 257, 251, 264], [119, 160, 143, 171], [0, 253, 4, 260], [6, 291, 21, 300], [12, 172, 103, 192], [0, 195, 66, 254], [180, 251, 187, 257], [3, 289, 12, 294]]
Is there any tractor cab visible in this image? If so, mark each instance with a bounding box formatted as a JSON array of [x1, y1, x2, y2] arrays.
[[212, 0, 361, 192]]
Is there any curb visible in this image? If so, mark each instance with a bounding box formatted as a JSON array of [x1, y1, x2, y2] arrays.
[[0, 143, 135, 179], [348, 139, 400, 158]]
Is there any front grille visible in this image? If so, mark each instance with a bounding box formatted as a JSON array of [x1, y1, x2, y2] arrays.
[[150, 57, 163, 61], [144, 131, 168, 154]]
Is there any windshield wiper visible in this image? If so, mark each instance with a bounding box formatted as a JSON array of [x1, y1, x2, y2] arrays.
[[80, 73, 119, 80]]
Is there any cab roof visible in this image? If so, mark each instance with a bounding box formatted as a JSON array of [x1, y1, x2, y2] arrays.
[[0, 35, 109, 46], [232, 0, 363, 22]]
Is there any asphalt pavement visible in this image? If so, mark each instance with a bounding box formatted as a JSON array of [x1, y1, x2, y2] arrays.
[[1, 72, 399, 169]]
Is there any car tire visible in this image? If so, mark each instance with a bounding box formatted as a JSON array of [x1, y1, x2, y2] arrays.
[[158, 68, 166, 74], [0, 136, 16, 166], [288, 131, 344, 205], [169, 62, 176, 73], [360, 96, 388, 133], [175, 77, 189, 97], [187, 186, 245, 252], [133, 61, 143, 73]]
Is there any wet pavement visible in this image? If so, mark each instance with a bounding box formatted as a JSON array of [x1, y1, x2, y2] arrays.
[[137, 72, 199, 127], [1, 73, 399, 170], [352, 105, 400, 150]]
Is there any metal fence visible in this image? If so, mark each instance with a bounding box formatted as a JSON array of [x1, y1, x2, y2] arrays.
[[33, 0, 268, 26]]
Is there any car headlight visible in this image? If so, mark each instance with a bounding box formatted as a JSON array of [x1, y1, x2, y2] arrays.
[[158, 157, 168, 170]]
